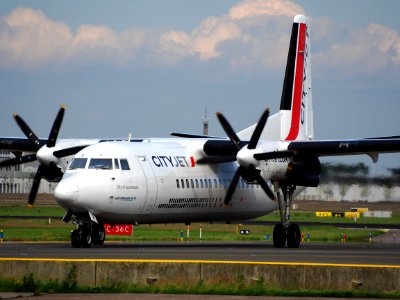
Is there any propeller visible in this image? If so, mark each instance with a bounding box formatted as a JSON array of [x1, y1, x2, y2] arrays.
[[216, 108, 277, 206], [0, 106, 86, 206]]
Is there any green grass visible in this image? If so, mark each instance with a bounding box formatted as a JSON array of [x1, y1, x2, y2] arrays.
[[1, 273, 400, 298], [0, 218, 76, 241], [0, 204, 392, 243], [0, 205, 65, 217], [1, 204, 399, 225], [0, 217, 382, 243]]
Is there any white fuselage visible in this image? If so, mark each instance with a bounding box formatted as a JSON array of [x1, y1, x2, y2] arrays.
[[55, 140, 282, 224]]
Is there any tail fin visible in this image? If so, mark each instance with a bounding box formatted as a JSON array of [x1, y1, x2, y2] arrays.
[[237, 15, 313, 142], [280, 15, 313, 141]]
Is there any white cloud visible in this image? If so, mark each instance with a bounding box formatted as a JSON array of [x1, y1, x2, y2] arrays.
[[0, 1, 304, 69], [159, 17, 243, 63], [312, 17, 400, 75], [0, 7, 72, 67], [1, 1, 400, 75], [228, 0, 304, 19], [0, 7, 153, 68], [190, 17, 242, 60], [367, 23, 400, 65], [158, 0, 304, 67]]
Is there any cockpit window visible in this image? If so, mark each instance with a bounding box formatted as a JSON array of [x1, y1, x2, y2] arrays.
[[120, 159, 130, 170], [68, 158, 88, 170], [88, 158, 113, 170]]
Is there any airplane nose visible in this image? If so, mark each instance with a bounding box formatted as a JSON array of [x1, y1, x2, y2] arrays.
[[54, 180, 79, 204]]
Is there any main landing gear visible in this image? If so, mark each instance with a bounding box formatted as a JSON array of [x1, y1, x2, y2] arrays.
[[71, 222, 106, 248], [273, 184, 301, 248]]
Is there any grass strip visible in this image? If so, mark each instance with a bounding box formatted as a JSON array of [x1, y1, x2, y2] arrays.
[[0, 273, 399, 298], [0, 218, 383, 243], [2, 204, 400, 225]]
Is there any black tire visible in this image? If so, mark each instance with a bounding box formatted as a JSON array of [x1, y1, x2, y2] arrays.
[[81, 228, 92, 248], [273, 223, 286, 248], [71, 229, 81, 248], [287, 223, 301, 248], [92, 224, 106, 246]]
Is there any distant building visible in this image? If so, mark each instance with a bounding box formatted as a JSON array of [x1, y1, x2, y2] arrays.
[[0, 150, 55, 194], [202, 108, 209, 136], [297, 184, 400, 202]]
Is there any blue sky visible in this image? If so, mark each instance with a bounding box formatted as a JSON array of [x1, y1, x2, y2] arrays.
[[1, 0, 400, 174]]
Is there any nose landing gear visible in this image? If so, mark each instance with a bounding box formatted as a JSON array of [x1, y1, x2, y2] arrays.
[[273, 184, 301, 248]]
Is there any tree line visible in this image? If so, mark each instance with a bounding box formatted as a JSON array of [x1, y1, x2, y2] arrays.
[[321, 162, 400, 187]]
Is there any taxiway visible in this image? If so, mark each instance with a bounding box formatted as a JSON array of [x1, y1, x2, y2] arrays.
[[1, 242, 399, 266]]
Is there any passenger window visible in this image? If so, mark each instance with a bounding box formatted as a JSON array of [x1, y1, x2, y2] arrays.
[[195, 179, 199, 188], [181, 179, 185, 188], [176, 179, 180, 188], [204, 179, 208, 188], [120, 159, 130, 170], [114, 159, 120, 169], [68, 158, 87, 170], [191, 179, 194, 189], [186, 179, 189, 188], [200, 179, 204, 188], [88, 158, 113, 170]]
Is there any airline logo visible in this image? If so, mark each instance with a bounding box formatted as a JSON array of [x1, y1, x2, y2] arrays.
[[151, 155, 195, 168]]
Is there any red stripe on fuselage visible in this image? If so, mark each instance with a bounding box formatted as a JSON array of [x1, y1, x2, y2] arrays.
[[285, 23, 306, 141], [190, 156, 195, 167]]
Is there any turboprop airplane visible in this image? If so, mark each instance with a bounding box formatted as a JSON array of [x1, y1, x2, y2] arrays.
[[2, 15, 400, 249]]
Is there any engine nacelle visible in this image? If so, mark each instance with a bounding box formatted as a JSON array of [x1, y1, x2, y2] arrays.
[[285, 157, 321, 187]]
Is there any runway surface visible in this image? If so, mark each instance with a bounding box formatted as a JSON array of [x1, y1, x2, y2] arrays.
[[1, 241, 399, 266]]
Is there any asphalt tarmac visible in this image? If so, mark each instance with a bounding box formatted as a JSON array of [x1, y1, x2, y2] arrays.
[[1, 241, 399, 266]]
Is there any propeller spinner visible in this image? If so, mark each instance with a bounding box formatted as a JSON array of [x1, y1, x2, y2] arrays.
[[216, 108, 276, 206]]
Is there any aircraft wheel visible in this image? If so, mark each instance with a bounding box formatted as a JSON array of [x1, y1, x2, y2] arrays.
[[287, 223, 301, 248], [273, 223, 286, 248], [92, 224, 106, 246], [71, 229, 82, 248], [81, 228, 92, 248]]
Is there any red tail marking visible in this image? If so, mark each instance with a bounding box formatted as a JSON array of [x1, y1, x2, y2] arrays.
[[285, 23, 306, 141]]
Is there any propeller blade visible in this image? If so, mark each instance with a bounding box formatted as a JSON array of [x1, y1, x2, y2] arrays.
[[248, 108, 270, 149], [28, 166, 43, 206], [246, 164, 275, 200], [47, 106, 65, 148], [254, 170, 276, 200], [224, 167, 242, 206], [197, 155, 236, 164], [0, 154, 37, 167], [254, 151, 294, 161], [216, 112, 241, 150], [13, 113, 41, 150], [53, 145, 88, 158]]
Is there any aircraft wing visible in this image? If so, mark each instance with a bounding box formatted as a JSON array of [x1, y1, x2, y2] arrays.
[[201, 137, 400, 164], [0, 137, 47, 153], [287, 138, 400, 159], [0, 137, 101, 154]]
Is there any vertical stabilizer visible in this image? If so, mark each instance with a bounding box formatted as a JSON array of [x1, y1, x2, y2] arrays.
[[280, 15, 313, 141]]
